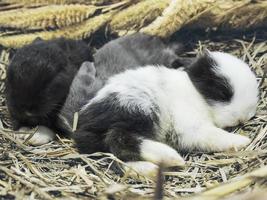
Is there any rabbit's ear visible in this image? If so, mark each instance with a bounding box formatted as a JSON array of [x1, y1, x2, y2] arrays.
[[186, 51, 234, 104], [58, 61, 99, 131]]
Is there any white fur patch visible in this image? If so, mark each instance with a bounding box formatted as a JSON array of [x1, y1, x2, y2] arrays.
[[140, 139, 185, 167], [125, 161, 159, 180], [178, 125, 251, 152], [18, 126, 56, 146], [81, 66, 161, 115], [209, 51, 259, 128]]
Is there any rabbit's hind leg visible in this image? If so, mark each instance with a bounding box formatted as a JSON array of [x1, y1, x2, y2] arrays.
[[105, 130, 185, 179]]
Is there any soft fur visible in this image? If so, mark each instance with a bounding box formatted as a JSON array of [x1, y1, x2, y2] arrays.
[[203, 52, 258, 128], [5, 38, 93, 133], [73, 51, 258, 168], [57, 33, 193, 131], [93, 33, 192, 81], [58, 61, 100, 132]]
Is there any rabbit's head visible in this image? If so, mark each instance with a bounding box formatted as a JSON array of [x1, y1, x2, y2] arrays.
[[187, 51, 258, 128]]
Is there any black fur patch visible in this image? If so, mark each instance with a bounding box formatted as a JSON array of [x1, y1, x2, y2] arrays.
[[73, 93, 159, 161], [186, 53, 234, 103], [5, 38, 93, 132]]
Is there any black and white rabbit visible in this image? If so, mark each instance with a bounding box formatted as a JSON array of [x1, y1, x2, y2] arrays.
[[5, 37, 93, 143], [73, 51, 258, 176]]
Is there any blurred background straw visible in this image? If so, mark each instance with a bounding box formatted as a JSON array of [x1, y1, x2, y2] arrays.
[[0, 0, 266, 48]]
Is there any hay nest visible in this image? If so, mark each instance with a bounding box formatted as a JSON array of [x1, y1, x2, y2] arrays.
[[0, 32, 266, 199], [0, 0, 267, 48], [0, 0, 266, 199]]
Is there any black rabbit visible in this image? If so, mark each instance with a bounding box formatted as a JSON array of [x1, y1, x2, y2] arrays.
[[6, 38, 93, 134]]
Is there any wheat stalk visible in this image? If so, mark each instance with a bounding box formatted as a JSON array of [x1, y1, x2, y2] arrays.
[[141, 0, 215, 37], [183, 0, 267, 30], [0, 12, 113, 48], [0, 1, 266, 48], [110, 0, 170, 36], [0, 4, 98, 30], [0, 0, 123, 6]]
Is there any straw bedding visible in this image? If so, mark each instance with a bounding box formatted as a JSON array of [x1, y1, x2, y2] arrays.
[[0, 0, 266, 199], [0, 32, 266, 199]]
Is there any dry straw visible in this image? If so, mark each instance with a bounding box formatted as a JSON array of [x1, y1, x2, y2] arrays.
[[0, 4, 98, 30], [141, 0, 215, 37], [0, 0, 123, 6], [1, 0, 89, 5], [109, 0, 170, 36], [0, 0, 266, 199], [0, 0, 267, 48], [184, 0, 267, 30], [0, 34, 266, 200], [0, 12, 113, 48]]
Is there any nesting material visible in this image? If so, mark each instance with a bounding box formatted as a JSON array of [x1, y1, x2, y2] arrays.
[[0, 4, 98, 30], [0, 11, 113, 48], [0, 35, 266, 199], [141, 0, 214, 37], [0, 0, 122, 6], [110, 0, 170, 36], [0, 0, 267, 48]]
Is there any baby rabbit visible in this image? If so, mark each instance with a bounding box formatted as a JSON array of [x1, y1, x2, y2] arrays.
[[5, 38, 93, 136], [93, 32, 192, 82], [13, 62, 97, 146], [73, 51, 258, 177]]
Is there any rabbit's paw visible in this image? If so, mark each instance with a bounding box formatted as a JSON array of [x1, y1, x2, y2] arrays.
[[18, 126, 56, 146], [140, 139, 185, 167]]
